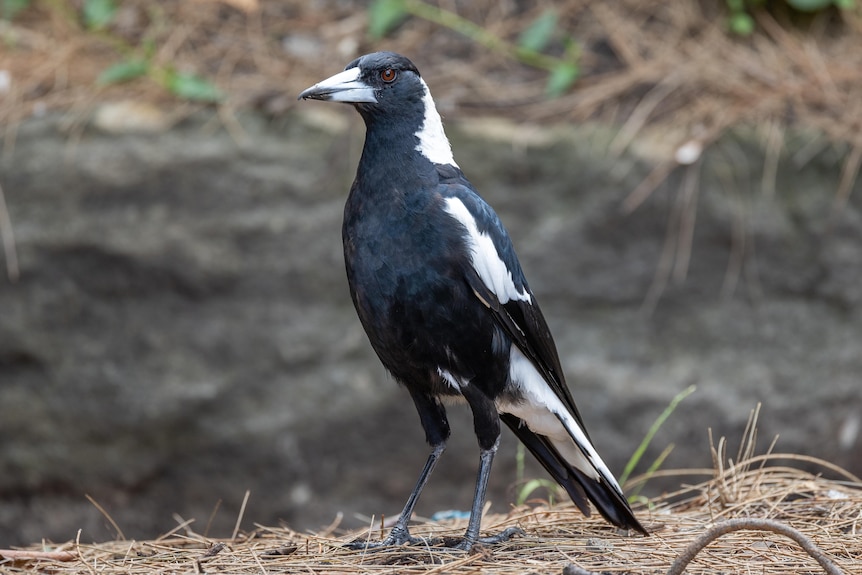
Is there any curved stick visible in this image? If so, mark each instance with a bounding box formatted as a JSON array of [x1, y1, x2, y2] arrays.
[[564, 518, 846, 575], [667, 518, 845, 575]]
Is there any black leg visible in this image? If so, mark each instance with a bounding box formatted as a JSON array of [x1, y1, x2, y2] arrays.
[[345, 442, 446, 549], [445, 439, 522, 550], [345, 391, 450, 550], [346, 386, 523, 551], [449, 385, 525, 551]]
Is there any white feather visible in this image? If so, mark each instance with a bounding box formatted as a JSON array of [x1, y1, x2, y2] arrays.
[[498, 345, 621, 491], [414, 79, 458, 167], [442, 197, 532, 305], [437, 367, 463, 390]]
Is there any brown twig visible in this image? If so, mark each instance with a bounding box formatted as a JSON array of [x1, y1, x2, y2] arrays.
[[0, 548, 76, 561], [0, 181, 19, 282], [564, 517, 847, 575], [666, 518, 846, 575], [232, 489, 252, 541]]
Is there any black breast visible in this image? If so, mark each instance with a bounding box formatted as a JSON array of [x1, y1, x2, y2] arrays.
[[343, 182, 511, 398]]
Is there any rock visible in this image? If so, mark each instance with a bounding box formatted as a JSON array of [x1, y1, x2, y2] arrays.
[[0, 111, 859, 546], [92, 101, 173, 134]]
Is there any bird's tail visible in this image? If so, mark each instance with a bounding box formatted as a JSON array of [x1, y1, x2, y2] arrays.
[[501, 413, 648, 535]]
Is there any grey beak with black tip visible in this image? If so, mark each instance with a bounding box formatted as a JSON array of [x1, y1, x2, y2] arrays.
[[297, 67, 378, 104]]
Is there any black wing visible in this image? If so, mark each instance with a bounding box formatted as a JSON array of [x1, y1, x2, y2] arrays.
[[441, 179, 648, 535], [441, 182, 590, 437]]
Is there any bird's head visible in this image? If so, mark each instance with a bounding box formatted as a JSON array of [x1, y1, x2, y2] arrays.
[[298, 52, 456, 167], [298, 51, 421, 111]]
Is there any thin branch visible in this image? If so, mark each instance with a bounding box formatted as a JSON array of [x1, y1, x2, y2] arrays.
[[565, 518, 847, 575], [0, 180, 19, 282], [232, 489, 252, 541], [666, 518, 846, 575], [85, 494, 126, 541]]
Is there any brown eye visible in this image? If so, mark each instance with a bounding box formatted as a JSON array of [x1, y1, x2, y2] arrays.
[[380, 68, 397, 83]]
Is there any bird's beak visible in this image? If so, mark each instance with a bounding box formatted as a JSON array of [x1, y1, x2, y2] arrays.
[[297, 67, 378, 104]]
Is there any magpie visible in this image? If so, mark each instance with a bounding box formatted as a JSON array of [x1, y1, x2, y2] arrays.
[[299, 52, 647, 550]]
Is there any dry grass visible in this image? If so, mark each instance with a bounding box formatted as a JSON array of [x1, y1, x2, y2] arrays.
[[1, 1, 860, 271], [1, 1, 862, 153], [3, 450, 861, 574]]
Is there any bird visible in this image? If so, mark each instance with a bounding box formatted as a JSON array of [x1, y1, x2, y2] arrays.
[[298, 52, 647, 550]]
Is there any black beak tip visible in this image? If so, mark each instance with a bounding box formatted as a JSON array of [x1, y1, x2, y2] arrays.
[[297, 87, 318, 101]]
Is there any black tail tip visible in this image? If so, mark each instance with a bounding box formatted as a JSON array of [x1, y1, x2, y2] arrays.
[[602, 506, 649, 536]]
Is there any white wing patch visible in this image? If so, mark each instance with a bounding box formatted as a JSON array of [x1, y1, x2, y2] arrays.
[[443, 197, 532, 305], [498, 345, 622, 492], [415, 79, 458, 167]]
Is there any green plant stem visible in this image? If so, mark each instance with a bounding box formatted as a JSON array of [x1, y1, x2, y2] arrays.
[[403, 0, 564, 71], [619, 384, 696, 486], [627, 442, 674, 499], [516, 443, 525, 484]]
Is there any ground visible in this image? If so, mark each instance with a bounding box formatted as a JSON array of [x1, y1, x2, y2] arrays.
[[3, 449, 861, 574]]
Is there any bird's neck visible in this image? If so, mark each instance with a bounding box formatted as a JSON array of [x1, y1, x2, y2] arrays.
[[356, 127, 437, 193], [357, 78, 458, 174], [413, 80, 458, 168]]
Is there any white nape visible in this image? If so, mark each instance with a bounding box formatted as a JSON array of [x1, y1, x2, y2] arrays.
[[442, 197, 532, 305], [414, 79, 458, 167]]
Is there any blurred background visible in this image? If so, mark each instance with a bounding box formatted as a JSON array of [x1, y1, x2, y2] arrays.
[[1, 0, 861, 547]]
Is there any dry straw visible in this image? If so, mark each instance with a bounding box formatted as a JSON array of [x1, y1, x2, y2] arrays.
[[1, 0, 861, 153], [3, 445, 861, 574]]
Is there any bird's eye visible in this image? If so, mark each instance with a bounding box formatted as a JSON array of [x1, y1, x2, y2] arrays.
[[380, 68, 397, 83]]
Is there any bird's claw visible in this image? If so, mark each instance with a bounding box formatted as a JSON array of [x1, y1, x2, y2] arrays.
[[444, 526, 526, 551], [344, 525, 433, 550], [478, 526, 525, 544], [346, 526, 524, 551]]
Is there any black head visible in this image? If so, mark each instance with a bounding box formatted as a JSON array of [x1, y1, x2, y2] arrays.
[[299, 52, 456, 167], [298, 52, 424, 116]]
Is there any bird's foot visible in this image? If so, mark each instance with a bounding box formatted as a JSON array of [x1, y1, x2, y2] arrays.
[[443, 526, 525, 551], [344, 525, 433, 550], [346, 525, 524, 552]]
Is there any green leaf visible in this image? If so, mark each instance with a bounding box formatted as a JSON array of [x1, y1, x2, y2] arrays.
[[166, 72, 223, 102], [563, 36, 580, 61], [2, 0, 30, 20], [786, 0, 833, 10], [97, 59, 149, 86], [518, 10, 557, 53], [516, 478, 559, 506], [83, 0, 116, 30], [545, 61, 578, 98], [368, 0, 408, 39], [729, 13, 755, 35], [834, 0, 855, 8]]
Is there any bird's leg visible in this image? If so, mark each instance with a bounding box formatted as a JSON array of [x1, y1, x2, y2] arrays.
[[447, 386, 525, 551], [446, 441, 524, 551], [345, 392, 450, 550], [345, 442, 446, 549]]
